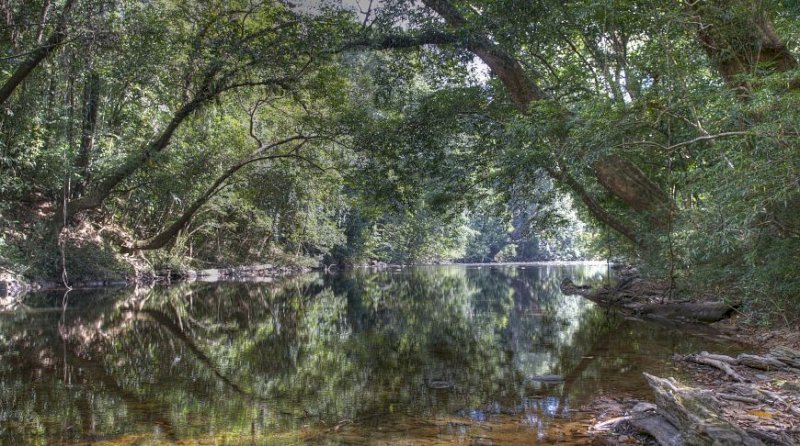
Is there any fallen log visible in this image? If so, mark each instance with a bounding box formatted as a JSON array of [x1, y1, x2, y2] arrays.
[[559, 278, 592, 296], [635, 302, 736, 323], [717, 393, 761, 404], [699, 352, 738, 364], [737, 353, 787, 371], [745, 429, 794, 446], [643, 373, 764, 445], [591, 415, 631, 431]]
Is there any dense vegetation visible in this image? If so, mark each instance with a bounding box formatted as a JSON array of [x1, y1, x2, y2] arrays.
[[1, 0, 798, 319]]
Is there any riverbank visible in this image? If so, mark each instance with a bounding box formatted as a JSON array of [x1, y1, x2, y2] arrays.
[[588, 331, 800, 445], [563, 272, 800, 445], [0, 262, 313, 305]]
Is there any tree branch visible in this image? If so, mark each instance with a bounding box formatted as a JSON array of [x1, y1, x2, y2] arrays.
[[343, 29, 460, 51], [120, 136, 316, 253], [0, 0, 76, 106], [665, 131, 751, 151]]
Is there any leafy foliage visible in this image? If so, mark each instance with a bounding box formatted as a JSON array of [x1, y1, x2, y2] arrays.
[[1, 0, 799, 319]]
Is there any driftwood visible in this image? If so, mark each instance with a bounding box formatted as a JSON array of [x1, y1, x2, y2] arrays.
[[591, 415, 631, 431], [717, 393, 761, 404], [595, 345, 800, 446], [591, 344, 800, 445], [700, 353, 738, 364], [643, 373, 765, 446], [686, 352, 748, 382], [745, 430, 795, 446]]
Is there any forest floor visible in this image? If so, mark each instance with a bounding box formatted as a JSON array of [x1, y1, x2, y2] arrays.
[[572, 276, 800, 446]]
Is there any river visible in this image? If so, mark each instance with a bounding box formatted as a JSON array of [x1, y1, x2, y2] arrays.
[[0, 264, 738, 445]]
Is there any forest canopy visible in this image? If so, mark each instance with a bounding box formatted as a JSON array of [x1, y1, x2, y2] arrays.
[[1, 0, 798, 318]]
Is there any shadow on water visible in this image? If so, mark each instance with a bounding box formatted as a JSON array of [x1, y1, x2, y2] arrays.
[[0, 264, 740, 445]]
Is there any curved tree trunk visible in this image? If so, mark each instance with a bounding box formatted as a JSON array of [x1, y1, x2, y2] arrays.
[[593, 155, 675, 228], [546, 165, 640, 245], [691, 0, 800, 240], [0, 0, 75, 106], [120, 137, 309, 253], [67, 94, 210, 220]]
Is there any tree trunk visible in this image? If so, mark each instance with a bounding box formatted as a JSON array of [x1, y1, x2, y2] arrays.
[[121, 138, 308, 253], [593, 155, 675, 227], [421, 0, 666, 242], [0, 0, 75, 106], [65, 94, 210, 221], [422, 0, 546, 107], [692, 0, 798, 91], [35, 0, 52, 45], [643, 373, 765, 445], [73, 70, 100, 198], [546, 165, 640, 245]]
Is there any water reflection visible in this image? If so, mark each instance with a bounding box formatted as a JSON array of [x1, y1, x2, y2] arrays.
[[0, 264, 736, 445]]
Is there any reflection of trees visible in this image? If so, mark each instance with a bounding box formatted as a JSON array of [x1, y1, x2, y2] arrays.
[[0, 265, 737, 444]]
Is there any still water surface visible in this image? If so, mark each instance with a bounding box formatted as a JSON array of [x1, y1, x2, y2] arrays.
[[1, 264, 736, 445]]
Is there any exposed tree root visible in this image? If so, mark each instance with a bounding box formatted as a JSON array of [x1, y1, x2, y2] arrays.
[[686, 352, 747, 383], [593, 345, 800, 445]]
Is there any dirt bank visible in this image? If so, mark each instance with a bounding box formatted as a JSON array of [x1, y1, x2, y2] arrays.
[[563, 271, 800, 445]]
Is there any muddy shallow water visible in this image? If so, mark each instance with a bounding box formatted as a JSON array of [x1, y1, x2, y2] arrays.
[[0, 264, 740, 445]]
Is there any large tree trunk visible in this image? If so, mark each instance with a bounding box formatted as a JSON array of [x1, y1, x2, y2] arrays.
[[643, 373, 765, 445], [546, 165, 640, 245], [692, 0, 798, 91], [594, 155, 675, 227], [422, 0, 546, 107], [0, 0, 75, 106], [691, 0, 800, 239]]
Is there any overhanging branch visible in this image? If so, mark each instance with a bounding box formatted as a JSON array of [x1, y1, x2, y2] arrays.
[[120, 136, 320, 253]]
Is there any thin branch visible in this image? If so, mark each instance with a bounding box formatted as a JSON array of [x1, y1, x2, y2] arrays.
[[247, 97, 269, 147], [665, 131, 751, 151], [0, 35, 83, 61], [611, 131, 752, 153], [359, 0, 375, 29]]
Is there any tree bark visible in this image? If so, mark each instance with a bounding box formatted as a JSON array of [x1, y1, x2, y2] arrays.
[[593, 155, 675, 227], [546, 165, 640, 245], [62, 60, 294, 222], [0, 0, 75, 106], [35, 0, 52, 45], [643, 373, 765, 446], [73, 70, 100, 198], [692, 0, 798, 91], [422, 0, 545, 108]]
